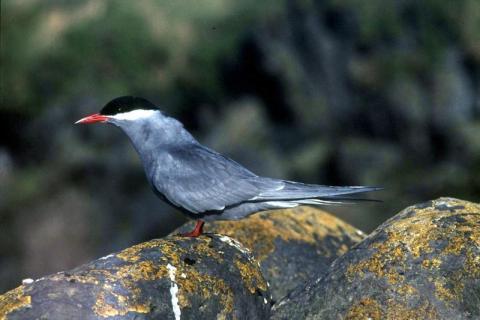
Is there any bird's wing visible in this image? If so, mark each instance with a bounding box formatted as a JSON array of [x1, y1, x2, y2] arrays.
[[153, 144, 281, 214]]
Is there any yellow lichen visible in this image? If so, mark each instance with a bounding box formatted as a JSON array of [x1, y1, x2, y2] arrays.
[[464, 249, 480, 278], [116, 239, 164, 262], [347, 234, 406, 285], [110, 236, 242, 316], [0, 234, 264, 319], [421, 258, 442, 269], [443, 235, 466, 255], [346, 296, 438, 320], [200, 207, 364, 261], [385, 299, 438, 320], [173, 266, 234, 317], [235, 259, 268, 294], [433, 280, 457, 304], [396, 284, 417, 296], [189, 237, 224, 263], [93, 291, 150, 317], [0, 286, 31, 320], [384, 198, 480, 261], [345, 297, 383, 320], [48, 269, 120, 287], [345, 198, 480, 311], [45, 264, 156, 318], [115, 260, 167, 282]]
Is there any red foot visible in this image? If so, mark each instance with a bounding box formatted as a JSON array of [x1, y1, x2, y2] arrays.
[[179, 220, 204, 237]]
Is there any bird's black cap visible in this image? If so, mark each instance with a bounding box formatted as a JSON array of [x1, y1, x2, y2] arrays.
[[100, 96, 159, 116]]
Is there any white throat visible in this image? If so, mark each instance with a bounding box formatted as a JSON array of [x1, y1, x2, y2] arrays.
[[110, 109, 159, 121]]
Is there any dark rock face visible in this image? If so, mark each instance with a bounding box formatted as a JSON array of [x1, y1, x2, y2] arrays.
[[0, 235, 271, 320], [271, 198, 480, 320], [2, 198, 478, 320], [177, 207, 365, 301]]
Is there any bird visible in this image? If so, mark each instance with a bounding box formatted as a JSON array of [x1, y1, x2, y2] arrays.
[[76, 96, 381, 237]]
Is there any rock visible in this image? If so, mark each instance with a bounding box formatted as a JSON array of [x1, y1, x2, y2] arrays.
[[271, 198, 480, 320], [0, 235, 271, 320], [177, 207, 365, 301]]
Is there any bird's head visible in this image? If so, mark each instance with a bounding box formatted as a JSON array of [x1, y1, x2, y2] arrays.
[[75, 96, 193, 148], [75, 96, 161, 126]]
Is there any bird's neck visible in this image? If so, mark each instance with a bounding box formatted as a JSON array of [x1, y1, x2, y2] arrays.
[[114, 115, 197, 168]]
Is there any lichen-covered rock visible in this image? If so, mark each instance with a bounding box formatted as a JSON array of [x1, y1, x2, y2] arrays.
[[271, 198, 480, 320], [177, 207, 365, 301], [0, 235, 271, 320]]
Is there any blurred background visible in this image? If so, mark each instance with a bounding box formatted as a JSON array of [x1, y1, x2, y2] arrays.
[[1, 0, 479, 293]]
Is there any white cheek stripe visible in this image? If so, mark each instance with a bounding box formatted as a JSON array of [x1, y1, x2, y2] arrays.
[[110, 109, 159, 121]]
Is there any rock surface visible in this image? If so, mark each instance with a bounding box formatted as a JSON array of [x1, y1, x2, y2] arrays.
[[271, 198, 480, 320], [177, 207, 365, 301], [0, 235, 271, 320]]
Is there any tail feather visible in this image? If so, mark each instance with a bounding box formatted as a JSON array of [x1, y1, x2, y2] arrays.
[[294, 199, 349, 206], [260, 197, 378, 211], [254, 180, 382, 203]]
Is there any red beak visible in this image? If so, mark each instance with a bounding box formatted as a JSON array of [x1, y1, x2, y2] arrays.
[[75, 113, 109, 124]]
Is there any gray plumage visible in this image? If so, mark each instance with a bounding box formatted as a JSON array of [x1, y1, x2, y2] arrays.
[[98, 98, 380, 222]]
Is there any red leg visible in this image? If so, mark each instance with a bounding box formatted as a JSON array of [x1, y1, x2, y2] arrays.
[[180, 220, 205, 237]]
